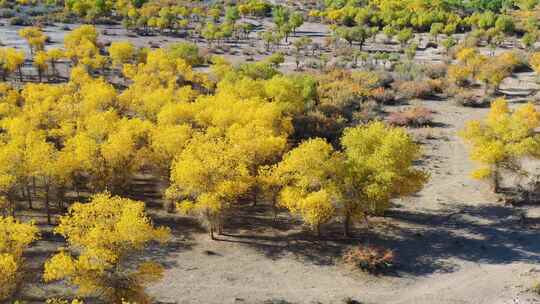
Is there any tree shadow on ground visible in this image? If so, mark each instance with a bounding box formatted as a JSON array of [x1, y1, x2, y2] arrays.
[[214, 202, 540, 277], [378, 203, 540, 276], [106, 175, 540, 277], [142, 213, 206, 270]]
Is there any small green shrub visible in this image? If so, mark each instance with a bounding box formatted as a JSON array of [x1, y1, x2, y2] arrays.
[[0, 9, 14, 18], [9, 16, 28, 25]]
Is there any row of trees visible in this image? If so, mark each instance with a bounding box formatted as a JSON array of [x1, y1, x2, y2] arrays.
[[447, 48, 522, 94], [315, 0, 533, 33], [35, 0, 535, 35], [8, 0, 537, 55]]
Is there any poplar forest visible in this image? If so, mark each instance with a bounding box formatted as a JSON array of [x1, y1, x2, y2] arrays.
[[4, 0, 540, 303]]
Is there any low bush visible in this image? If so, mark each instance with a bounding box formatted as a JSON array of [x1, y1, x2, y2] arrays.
[[425, 63, 448, 79], [451, 88, 488, 107], [370, 87, 396, 105], [394, 61, 425, 81], [447, 64, 472, 87], [427, 79, 446, 94], [394, 80, 440, 100], [343, 245, 395, 273], [387, 111, 410, 126], [9, 16, 28, 25], [0, 9, 14, 18], [387, 106, 434, 127], [354, 99, 383, 123]]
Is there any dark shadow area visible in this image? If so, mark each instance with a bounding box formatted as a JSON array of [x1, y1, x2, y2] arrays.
[[143, 214, 205, 269], [379, 204, 540, 275], [212, 201, 540, 276]]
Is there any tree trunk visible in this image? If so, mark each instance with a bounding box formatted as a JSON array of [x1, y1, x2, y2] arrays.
[[344, 212, 352, 237], [32, 177, 37, 198], [8, 195, 15, 217], [57, 185, 66, 210], [493, 166, 500, 193], [45, 184, 51, 225], [218, 217, 223, 235], [26, 185, 33, 210], [51, 61, 56, 81], [364, 215, 370, 230], [73, 177, 81, 201], [251, 187, 258, 207]]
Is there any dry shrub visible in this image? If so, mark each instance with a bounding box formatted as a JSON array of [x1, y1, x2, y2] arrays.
[[447, 64, 472, 87], [394, 80, 439, 100], [427, 79, 445, 94], [497, 51, 525, 71], [424, 63, 448, 79], [387, 106, 434, 127], [241, 48, 254, 56], [387, 111, 410, 126], [370, 87, 396, 105], [451, 88, 488, 107], [335, 46, 353, 57], [343, 245, 395, 273], [354, 100, 382, 123]]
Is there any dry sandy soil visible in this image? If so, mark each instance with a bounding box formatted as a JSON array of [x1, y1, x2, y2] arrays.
[[3, 21, 540, 304]]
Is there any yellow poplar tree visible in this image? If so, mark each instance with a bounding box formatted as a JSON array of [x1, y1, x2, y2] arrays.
[[339, 121, 429, 236], [0, 48, 25, 82], [64, 25, 103, 69], [0, 216, 39, 300], [272, 138, 340, 236], [0, 140, 23, 216], [108, 41, 136, 68], [46, 48, 64, 79], [43, 192, 170, 304], [168, 131, 253, 239], [19, 27, 47, 55], [460, 98, 540, 192], [33, 50, 49, 82]]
